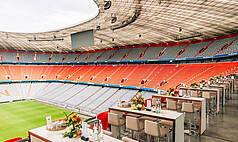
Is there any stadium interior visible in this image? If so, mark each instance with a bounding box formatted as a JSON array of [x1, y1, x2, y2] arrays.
[[0, 0, 238, 142]]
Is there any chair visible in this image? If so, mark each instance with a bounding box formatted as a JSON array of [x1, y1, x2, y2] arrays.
[[126, 116, 144, 141], [181, 102, 199, 136], [122, 137, 139, 142], [108, 112, 125, 139], [145, 120, 170, 142]]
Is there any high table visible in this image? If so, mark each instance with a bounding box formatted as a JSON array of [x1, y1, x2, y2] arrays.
[[225, 79, 235, 93], [180, 87, 220, 113], [216, 82, 231, 99], [209, 85, 225, 106], [28, 126, 122, 142], [109, 106, 184, 142], [152, 95, 206, 135]]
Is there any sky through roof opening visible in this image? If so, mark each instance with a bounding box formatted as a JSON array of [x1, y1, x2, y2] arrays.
[[0, 0, 98, 33]]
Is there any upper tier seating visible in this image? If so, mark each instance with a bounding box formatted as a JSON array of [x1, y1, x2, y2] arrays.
[[19, 53, 35, 62], [199, 36, 237, 57], [140, 46, 164, 60], [123, 47, 147, 60], [217, 37, 238, 55], [159, 45, 186, 59], [109, 48, 131, 61], [63, 54, 78, 62], [0, 35, 237, 62], [178, 42, 211, 58], [85, 51, 104, 62], [97, 50, 115, 61]]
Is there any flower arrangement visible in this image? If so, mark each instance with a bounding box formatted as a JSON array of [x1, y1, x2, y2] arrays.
[[215, 74, 223, 80], [63, 112, 82, 138], [209, 78, 215, 84], [132, 95, 145, 110], [166, 87, 178, 96], [229, 73, 235, 79], [190, 82, 199, 88], [200, 79, 206, 87]]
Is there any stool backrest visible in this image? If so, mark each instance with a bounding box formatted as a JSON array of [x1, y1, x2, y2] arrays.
[[126, 116, 140, 131], [202, 92, 210, 99], [182, 102, 194, 113], [108, 112, 120, 126], [191, 90, 198, 97], [166, 100, 177, 110], [145, 120, 160, 137]]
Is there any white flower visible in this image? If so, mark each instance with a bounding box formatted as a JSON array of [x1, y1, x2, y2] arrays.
[[65, 125, 73, 133], [137, 104, 142, 108]]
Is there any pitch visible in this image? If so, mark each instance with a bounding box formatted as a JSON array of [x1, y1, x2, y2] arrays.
[[0, 100, 70, 141]]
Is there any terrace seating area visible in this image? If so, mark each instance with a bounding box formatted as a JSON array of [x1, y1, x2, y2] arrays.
[[0, 62, 236, 90], [0, 35, 237, 63], [1, 72, 237, 142]]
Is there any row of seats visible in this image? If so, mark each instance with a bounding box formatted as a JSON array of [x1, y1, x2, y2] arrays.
[[0, 82, 147, 114], [0, 35, 237, 62], [0, 62, 236, 90]]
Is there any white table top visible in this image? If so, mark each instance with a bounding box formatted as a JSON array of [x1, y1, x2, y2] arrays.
[[180, 87, 218, 92], [109, 106, 183, 121], [209, 85, 225, 88], [29, 126, 122, 142], [153, 95, 205, 102]]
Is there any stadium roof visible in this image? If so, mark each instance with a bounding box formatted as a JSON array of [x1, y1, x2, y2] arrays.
[[0, 0, 238, 52]]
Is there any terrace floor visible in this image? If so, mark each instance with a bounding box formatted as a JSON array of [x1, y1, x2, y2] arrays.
[[185, 90, 238, 142]]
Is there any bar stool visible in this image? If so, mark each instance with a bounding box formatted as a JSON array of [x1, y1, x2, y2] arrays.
[[145, 120, 170, 142], [202, 92, 215, 115], [108, 112, 125, 139], [198, 91, 203, 97], [210, 92, 217, 112], [181, 102, 199, 136], [122, 137, 139, 142], [126, 116, 144, 141], [177, 100, 187, 112], [166, 100, 180, 112], [191, 90, 199, 97], [192, 101, 201, 130]]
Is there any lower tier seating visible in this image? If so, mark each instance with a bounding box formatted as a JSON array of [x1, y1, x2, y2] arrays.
[[0, 82, 153, 114]]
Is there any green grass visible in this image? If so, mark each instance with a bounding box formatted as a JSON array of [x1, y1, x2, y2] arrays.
[[0, 100, 70, 141]]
